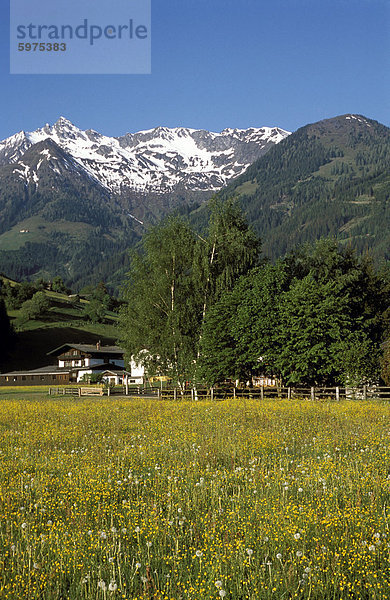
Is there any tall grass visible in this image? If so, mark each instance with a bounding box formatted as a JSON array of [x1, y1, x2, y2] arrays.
[[1, 397, 390, 599]]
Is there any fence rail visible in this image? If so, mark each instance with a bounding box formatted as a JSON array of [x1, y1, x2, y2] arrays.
[[47, 385, 390, 400], [158, 385, 390, 401]]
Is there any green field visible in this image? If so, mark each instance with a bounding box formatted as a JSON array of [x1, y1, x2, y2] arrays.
[[1, 396, 390, 599], [0, 217, 94, 252]]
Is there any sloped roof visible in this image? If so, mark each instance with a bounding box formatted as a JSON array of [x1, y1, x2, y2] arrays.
[[47, 344, 124, 356], [1, 365, 71, 376]]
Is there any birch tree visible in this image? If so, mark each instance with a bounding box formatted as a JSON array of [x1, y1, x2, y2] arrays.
[[118, 216, 200, 388]]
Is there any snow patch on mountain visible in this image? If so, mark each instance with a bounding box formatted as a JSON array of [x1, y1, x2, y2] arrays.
[[0, 117, 291, 194]]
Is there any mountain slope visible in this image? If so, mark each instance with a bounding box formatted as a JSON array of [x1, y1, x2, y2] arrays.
[[0, 117, 290, 196], [0, 118, 289, 287], [216, 114, 390, 261], [0, 138, 141, 287]]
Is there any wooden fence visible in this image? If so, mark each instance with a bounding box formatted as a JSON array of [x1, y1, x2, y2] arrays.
[[48, 387, 104, 397], [158, 385, 390, 401], [47, 385, 390, 401]]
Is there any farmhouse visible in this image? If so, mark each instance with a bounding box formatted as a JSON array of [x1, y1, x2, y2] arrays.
[[0, 342, 145, 386]]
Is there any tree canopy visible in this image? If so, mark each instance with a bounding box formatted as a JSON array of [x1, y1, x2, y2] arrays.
[[199, 239, 388, 386], [119, 200, 261, 386]]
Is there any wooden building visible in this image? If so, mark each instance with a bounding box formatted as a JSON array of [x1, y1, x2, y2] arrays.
[[0, 365, 71, 386], [0, 343, 128, 386]]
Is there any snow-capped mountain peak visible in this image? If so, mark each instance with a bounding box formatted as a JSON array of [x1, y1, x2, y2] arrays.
[[0, 118, 290, 194]]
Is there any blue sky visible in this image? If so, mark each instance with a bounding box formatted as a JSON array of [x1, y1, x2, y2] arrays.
[[0, 0, 389, 139]]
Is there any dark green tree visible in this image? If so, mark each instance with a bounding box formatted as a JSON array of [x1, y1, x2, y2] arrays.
[[17, 291, 50, 324], [51, 276, 68, 294], [119, 216, 200, 388], [199, 239, 388, 386], [199, 262, 282, 384], [193, 197, 261, 383]]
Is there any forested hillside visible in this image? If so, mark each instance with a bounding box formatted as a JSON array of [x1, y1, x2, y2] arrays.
[[216, 114, 390, 262]]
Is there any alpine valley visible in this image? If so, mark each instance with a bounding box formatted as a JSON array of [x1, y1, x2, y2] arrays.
[[0, 113, 389, 290], [0, 117, 289, 288]]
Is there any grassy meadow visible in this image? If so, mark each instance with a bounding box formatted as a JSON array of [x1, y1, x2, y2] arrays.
[[1, 396, 390, 599]]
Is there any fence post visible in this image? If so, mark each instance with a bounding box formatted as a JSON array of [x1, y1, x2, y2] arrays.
[[288, 387, 291, 400], [211, 387, 214, 401], [191, 388, 194, 401], [260, 385, 264, 401], [78, 388, 81, 397], [363, 385, 367, 400], [335, 386, 340, 401], [233, 386, 236, 399], [311, 387, 315, 401], [174, 388, 177, 401]]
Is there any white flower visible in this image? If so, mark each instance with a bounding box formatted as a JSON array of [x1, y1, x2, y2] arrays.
[[368, 544, 376, 552], [110, 526, 117, 534], [304, 566, 311, 573], [100, 531, 107, 540], [108, 557, 115, 563], [276, 553, 282, 560], [47, 520, 53, 526], [296, 550, 303, 558], [141, 576, 147, 584], [219, 591, 227, 598], [195, 550, 203, 558], [21, 522, 27, 530], [134, 526, 140, 533], [108, 581, 118, 591], [294, 533, 301, 540], [298, 488, 303, 493], [215, 580, 223, 588], [135, 562, 141, 569], [146, 541, 152, 548], [121, 528, 127, 534], [98, 580, 107, 591], [246, 548, 253, 556]]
